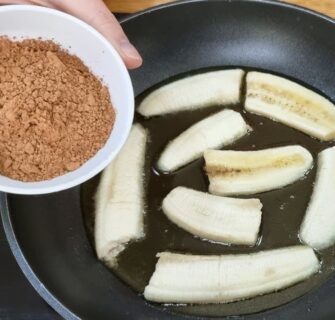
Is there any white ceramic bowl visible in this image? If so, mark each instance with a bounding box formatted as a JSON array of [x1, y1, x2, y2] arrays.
[[0, 5, 134, 194]]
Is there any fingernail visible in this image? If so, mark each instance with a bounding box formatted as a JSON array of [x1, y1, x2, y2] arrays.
[[120, 39, 142, 61]]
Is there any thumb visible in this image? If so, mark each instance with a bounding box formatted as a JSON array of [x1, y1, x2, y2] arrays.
[[52, 0, 142, 69]]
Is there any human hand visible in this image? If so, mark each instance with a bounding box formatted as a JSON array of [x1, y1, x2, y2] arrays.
[[0, 0, 142, 69]]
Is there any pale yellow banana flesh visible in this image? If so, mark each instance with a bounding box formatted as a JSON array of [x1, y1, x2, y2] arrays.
[[205, 145, 313, 195], [138, 69, 244, 117], [144, 247, 319, 304], [300, 146, 335, 250], [157, 109, 250, 172], [162, 187, 262, 245], [245, 72, 335, 141], [94, 124, 148, 264]]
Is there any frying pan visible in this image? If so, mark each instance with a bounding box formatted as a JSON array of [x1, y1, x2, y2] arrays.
[[2, 0, 335, 319]]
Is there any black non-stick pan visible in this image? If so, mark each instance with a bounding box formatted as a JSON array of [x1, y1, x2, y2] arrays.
[[2, 1, 335, 319]]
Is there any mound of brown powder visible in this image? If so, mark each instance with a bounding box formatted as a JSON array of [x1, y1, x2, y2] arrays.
[[0, 37, 115, 182]]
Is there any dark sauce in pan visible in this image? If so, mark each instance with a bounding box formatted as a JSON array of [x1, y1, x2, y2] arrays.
[[81, 68, 335, 317]]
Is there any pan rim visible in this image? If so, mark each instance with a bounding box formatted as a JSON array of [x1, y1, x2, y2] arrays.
[[120, 0, 335, 25], [2, 1, 335, 319], [0, 192, 79, 320]]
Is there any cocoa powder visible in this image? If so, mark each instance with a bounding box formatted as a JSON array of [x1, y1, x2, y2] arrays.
[[0, 37, 115, 182]]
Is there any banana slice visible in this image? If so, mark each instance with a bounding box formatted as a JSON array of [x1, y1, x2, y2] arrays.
[[162, 187, 262, 245], [144, 247, 319, 304], [205, 145, 313, 196], [245, 72, 335, 141], [158, 109, 250, 172], [138, 69, 244, 117], [94, 124, 148, 264], [300, 146, 335, 250]]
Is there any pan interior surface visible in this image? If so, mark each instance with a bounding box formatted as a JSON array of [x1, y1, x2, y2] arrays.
[[82, 66, 335, 317], [2, 1, 335, 320]]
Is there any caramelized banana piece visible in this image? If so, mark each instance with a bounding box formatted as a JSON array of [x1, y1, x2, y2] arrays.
[[245, 72, 335, 141], [204, 146, 313, 195]]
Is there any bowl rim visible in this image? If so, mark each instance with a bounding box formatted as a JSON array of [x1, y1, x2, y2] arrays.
[[0, 4, 134, 195], [2, 0, 335, 319]]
